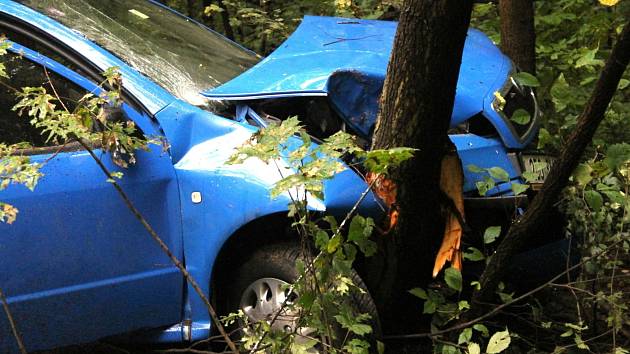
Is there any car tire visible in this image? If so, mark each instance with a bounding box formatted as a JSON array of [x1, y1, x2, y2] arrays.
[[218, 242, 381, 352]]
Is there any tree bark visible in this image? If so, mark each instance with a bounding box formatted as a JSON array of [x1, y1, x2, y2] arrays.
[[499, 0, 536, 73], [369, 0, 474, 332], [187, 0, 195, 18], [472, 20, 630, 309], [205, 0, 235, 40]]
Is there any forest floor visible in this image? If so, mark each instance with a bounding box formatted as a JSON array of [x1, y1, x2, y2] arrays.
[[31, 254, 630, 354]]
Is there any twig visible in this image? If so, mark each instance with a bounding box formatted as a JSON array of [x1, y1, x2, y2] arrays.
[[555, 328, 614, 351], [549, 283, 598, 297], [156, 348, 225, 354], [76, 139, 239, 353], [382, 237, 627, 341], [564, 236, 583, 325], [0, 288, 27, 354], [40, 68, 238, 352], [248, 178, 378, 353]]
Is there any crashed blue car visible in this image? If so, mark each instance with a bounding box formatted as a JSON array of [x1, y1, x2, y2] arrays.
[[0, 0, 551, 352]]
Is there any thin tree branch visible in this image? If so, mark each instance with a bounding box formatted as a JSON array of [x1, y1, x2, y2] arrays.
[[76, 139, 239, 353], [40, 65, 239, 352], [382, 237, 627, 341], [248, 178, 378, 353], [472, 18, 630, 308], [0, 288, 27, 354]]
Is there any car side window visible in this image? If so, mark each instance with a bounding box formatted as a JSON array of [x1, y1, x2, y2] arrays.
[[0, 50, 90, 148]]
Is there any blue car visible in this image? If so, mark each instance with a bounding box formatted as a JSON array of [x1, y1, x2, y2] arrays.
[[0, 0, 550, 352]]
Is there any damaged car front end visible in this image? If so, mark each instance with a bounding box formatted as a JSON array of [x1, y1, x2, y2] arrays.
[[0, 2, 562, 352]]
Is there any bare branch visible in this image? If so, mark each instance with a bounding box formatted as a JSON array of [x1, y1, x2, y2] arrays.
[[76, 139, 239, 353], [382, 237, 627, 341], [0, 288, 27, 354]]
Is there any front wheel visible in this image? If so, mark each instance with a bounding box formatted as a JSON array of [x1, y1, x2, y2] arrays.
[[217, 243, 381, 353]]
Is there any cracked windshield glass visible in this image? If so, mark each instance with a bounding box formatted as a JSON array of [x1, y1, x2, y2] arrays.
[[18, 0, 260, 108]]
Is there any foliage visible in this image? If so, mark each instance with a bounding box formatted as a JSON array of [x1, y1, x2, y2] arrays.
[[561, 143, 630, 340], [0, 39, 42, 224], [160, 0, 400, 55], [473, 0, 630, 152], [0, 45, 156, 223], [227, 116, 413, 353], [0, 143, 42, 224], [472, 1, 629, 352]]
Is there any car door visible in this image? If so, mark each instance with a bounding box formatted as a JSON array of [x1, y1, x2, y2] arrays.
[[0, 40, 184, 351]]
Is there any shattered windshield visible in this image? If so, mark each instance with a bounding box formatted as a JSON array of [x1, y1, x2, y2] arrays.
[[18, 0, 260, 108]]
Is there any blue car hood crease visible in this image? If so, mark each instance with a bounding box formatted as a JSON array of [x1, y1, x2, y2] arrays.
[[202, 15, 512, 139]]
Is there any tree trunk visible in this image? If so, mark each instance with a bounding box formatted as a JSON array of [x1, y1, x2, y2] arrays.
[[259, 0, 269, 54], [187, 0, 195, 18], [369, 0, 474, 332], [472, 20, 630, 309], [205, 0, 235, 40], [499, 0, 536, 73]]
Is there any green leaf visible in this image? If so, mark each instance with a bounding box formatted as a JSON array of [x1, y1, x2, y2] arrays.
[[327, 235, 342, 253], [486, 329, 511, 353], [603, 190, 626, 205], [551, 73, 571, 112], [574, 334, 589, 350], [498, 291, 514, 303], [334, 311, 373, 336], [605, 143, 630, 171], [458, 327, 473, 344], [297, 290, 316, 309], [467, 164, 485, 173], [584, 190, 603, 212], [475, 177, 495, 196], [473, 324, 489, 337], [444, 267, 462, 292], [348, 215, 377, 256], [314, 230, 330, 251], [377, 341, 385, 354], [484, 226, 501, 244], [513, 72, 540, 87], [291, 339, 318, 354], [409, 288, 428, 300], [522, 171, 538, 183], [363, 147, 416, 175], [573, 163, 593, 185], [510, 109, 531, 125], [440, 344, 459, 354], [458, 300, 470, 311], [463, 247, 485, 261], [511, 182, 529, 196], [575, 47, 604, 68], [488, 167, 510, 182], [537, 128, 553, 149], [343, 339, 371, 354], [468, 342, 481, 354], [423, 299, 437, 314]]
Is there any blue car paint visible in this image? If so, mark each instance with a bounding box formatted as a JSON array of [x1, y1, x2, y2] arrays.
[[0, 31, 187, 351], [156, 99, 379, 336], [0, 1, 529, 351], [203, 16, 529, 149], [451, 134, 520, 194]]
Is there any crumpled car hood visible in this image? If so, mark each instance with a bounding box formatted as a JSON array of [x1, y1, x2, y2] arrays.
[[202, 16, 511, 139]]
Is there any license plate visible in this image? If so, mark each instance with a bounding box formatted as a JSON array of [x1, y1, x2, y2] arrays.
[[521, 154, 554, 185]]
